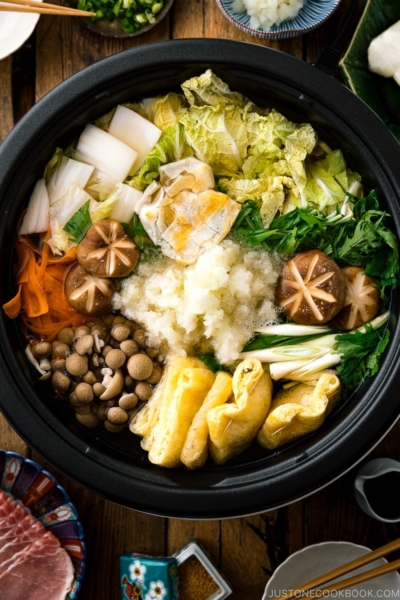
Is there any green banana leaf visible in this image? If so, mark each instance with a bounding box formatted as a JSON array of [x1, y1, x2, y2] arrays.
[[339, 0, 400, 142]]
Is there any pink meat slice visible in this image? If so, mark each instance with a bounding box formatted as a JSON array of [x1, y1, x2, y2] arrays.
[[0, 494, 15, 520], [0, 519, 47, 569], [0, 503, 28, 533], [0, 531, 74, 600], [0, 489, 10, 508], [0, 499, 23, 522], [0, 512, 34, 543], [0, 514, 42, 546]]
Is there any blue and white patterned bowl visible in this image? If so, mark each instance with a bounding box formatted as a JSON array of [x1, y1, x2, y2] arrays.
[[0, 450, 86, 599], [215, 0, 342, 39]]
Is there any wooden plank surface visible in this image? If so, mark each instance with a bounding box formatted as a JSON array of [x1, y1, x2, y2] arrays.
[[2, 1, 398, 600], [35, 13, 170, 99], [0, 56, 13, 143]]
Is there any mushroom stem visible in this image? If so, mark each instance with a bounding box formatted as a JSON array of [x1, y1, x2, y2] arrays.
[[25, 344, 46, 376]]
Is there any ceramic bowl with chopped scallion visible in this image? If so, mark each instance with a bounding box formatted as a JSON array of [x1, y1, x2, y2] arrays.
[[75, 0, 173, 37]]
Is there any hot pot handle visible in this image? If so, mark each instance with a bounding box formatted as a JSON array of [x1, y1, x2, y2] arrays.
[[313, 0, 358, 76]]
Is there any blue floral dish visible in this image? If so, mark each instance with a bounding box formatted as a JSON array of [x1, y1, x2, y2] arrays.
[[0, 450, 86, 599], [215, 0, 342, 39]]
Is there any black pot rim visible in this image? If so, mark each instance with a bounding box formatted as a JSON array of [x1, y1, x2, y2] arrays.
[[1, 39, 400, 519]]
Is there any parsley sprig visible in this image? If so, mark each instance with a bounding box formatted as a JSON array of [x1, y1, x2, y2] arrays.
[[335, 325, 390, 390]]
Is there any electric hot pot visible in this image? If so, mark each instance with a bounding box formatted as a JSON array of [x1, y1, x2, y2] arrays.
[[0, 40, 399, 519]]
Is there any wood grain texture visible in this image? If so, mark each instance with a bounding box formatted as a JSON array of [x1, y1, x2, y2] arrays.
[[35, 14, 170, 100], [0, 414, 28, 455], [167, 518, 220, 562], [221, 515, 273, 598], [0, 56, 13, 143]]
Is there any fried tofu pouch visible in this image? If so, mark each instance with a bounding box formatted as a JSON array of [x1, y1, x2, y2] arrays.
[[257, 373, 341, 450], [207, 358, 273, 464], [148, 366, 215, 468], [181, 371, 233, 469], [129, 355, 205, 451]]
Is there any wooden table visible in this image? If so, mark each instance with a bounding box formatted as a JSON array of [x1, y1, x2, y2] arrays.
[[1, 1, 400, 598]]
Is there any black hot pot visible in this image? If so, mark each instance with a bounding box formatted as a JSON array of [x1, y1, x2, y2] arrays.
[[1, 40, 400, 519]]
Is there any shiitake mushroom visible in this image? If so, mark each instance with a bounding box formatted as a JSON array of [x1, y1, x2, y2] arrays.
[[77, 220, 139, 278], [335, 267, 381, 330], [65, 264, 117, 317], [276, 250, 346, 325]]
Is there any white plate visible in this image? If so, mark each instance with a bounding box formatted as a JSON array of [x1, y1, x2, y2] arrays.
[[0, 1, 42, 61], [263, 541, 400, 600]]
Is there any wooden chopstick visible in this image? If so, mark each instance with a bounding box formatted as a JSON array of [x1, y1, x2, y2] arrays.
[[274, 538, 400, 600], [2, 0, 85, 11], [0, 0, 95, 15], [310, 557, 400, 597]]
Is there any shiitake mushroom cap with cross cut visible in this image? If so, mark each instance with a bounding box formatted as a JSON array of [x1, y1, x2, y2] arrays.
[[276, 250, 346, 325], [77, 220, 140, 278], [65, 263, 117, 317], [334, 267, 381, 330]]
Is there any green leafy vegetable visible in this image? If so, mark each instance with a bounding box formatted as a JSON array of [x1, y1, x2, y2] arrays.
[[178, 103, 251, 176], [303, 150, 361, 212], [335, 325, 390, 389], [198, 353, 231, 374], [90, 196, 118, 223], [63, 200, 92, 243], [128, 123, 193, 190], [152, 93, 187, 131], [233, 191, 399, 296], [181, 69, 248, 108], [284, 124, 317, 191], [242, 143, 289, 179], [122, 214, 154, 250]]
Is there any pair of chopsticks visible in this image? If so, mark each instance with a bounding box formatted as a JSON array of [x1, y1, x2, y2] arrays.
[[275, 538, 400, 599], [0, 0, 95, 16]]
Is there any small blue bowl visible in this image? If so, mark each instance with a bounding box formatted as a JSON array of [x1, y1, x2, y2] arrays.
[[215, 0, 342, 39], [0, 450, 86, 599]]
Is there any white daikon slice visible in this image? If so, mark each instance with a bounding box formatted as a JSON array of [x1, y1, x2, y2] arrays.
[[108, 105, 162, 173], [75, 124, 138, 186], [368, 21, 400, 78], [49, 184, 94, 228], [19, 179, 50, 235], [47, 157, 94, 206], [109, 183, 144, 223]]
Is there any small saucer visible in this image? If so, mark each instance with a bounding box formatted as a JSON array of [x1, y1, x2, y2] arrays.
[[0, 1, 42, 60], [263, 541, 400, 600]]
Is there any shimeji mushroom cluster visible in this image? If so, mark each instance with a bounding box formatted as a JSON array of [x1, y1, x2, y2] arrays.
[[30, 314, 163, 433]]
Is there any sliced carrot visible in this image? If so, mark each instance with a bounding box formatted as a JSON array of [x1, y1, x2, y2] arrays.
[[2, 286, 22, 319], [3, 235, 87, 340]]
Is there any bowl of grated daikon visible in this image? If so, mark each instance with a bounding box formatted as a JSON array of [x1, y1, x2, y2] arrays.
[[215, 0, 341, 39]]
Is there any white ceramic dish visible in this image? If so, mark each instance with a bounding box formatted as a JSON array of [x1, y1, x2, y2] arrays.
[[263, 541, 400, 599], [0, 1, 42, 61]]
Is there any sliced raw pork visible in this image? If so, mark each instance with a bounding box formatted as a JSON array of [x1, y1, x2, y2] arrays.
[[0, 489, 74, 600], [0, 518, 47, 568]]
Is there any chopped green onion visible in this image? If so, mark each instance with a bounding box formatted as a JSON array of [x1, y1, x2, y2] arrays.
[[254, 323, 331, 336], [77, 0, 164, 30], [240, 345, 330, 363]]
